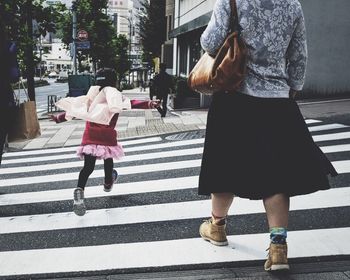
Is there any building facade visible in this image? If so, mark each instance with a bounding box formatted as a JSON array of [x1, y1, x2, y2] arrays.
[[169, 0, 350, 95]]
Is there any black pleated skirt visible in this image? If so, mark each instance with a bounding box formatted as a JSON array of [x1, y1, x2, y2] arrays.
[[198, 92, 338, 200]]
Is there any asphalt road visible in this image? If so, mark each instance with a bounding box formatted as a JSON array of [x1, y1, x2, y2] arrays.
[[1, 102, 350, 279]]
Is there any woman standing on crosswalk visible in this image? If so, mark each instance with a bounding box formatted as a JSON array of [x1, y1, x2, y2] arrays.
[[51, 68, 160, 216], [197, 0, 338, 271]]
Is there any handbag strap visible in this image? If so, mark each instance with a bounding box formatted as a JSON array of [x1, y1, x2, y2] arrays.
[[230, 0, 241, 33]]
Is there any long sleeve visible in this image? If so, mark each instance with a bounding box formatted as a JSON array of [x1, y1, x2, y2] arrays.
[[105, 87, 124, 113], [130, 100, 153, 109], [286, 10, 308, 91], [200, 0, 231, 56]]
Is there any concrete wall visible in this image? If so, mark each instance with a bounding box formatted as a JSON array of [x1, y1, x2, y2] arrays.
[[298, 0, 350, 94]]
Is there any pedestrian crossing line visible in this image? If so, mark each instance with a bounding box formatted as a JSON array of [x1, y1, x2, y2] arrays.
[[1, 158, 350, 188], [1, 186, 349, 234], [2, 137, 163, 158], [0, 148, 204, 175], [0, 176, 199, 206], [0, 227, 349, 277], [305, 119, 323, 124], [313, 131, 350, 142], [2, 139, 349, 167], [308, 123, 348, 132], [1, 138, 205, 165], [320, 143, 350, 153], [0, 159, 202, 187], [332, 160, 350, 174]]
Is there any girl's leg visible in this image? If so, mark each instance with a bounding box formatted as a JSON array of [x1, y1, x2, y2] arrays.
[[73, 154, 96, 216], [77, 154, 97, 189], [103, 158, 117, 192], [104, 158, 114, 184]]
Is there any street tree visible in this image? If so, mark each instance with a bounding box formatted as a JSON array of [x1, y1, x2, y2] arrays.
[[58, 0, 121, 73], [115, 34, 131, 88], [0, 0, 66, 101], [137, 0, 166, 64]]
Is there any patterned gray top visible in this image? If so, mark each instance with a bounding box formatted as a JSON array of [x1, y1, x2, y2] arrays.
[[200, 0, 307, 98]]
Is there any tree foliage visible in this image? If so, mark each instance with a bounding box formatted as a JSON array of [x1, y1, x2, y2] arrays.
[[137, 0, 166, 60], [0, 0, 66, 100], [58, 0, 129, 74]]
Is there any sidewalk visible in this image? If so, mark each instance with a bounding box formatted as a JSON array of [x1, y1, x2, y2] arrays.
[[8, 88, 209, 151]]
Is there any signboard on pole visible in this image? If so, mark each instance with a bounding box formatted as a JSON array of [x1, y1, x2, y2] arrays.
[[75, 41, 90, 50], [77, 29, 88, 41]]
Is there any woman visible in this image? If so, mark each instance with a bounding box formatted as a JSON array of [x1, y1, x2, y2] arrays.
[[198, 0, 337, 271]]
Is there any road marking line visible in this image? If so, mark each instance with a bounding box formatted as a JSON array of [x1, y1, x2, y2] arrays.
[[0, 187, 348, 234], [308, 123, 348, 132], [0, 176, 199, 206], [1, 159, 349, 188], [0, 159, 202, 187], [0, 227, 349, 276], [1, 138, 205, 165]]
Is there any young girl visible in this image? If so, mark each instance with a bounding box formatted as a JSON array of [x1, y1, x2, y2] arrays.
[[51, 68, 160, 216]]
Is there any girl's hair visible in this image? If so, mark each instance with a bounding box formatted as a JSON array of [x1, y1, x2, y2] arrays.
[[95, 68, 117, 89]]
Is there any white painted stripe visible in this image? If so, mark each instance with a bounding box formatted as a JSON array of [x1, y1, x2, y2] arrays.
[[1, 227, 349, 276], [308, 123, 348, 132], [1, 138, 205, 165], [0, 148, 204, 175], [305, 119, 322, 124], [299, 98, 350, 105], [0, 159, 202, 187], [313, 131, 350, 142], [0, 176, 199, 206], [2, 137, 163, 158], [320, 144, 350, 153], [1, 159, 349, 188], [0, 187, 348, 234], [332, 160, 350, 174]]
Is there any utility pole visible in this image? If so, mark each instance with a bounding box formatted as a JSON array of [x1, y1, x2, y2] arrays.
[[25, 0, 36, 101], [118, 14, 132, 83], [72, 1, 78, 74]]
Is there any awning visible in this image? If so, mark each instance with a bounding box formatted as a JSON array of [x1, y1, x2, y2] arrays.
[[169, 12, 212, 38]]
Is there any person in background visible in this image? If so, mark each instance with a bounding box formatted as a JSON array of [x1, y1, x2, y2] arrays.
[[153, 63, 174, 117], [197, 0, 337, 272], [50, 68, 160, 216]]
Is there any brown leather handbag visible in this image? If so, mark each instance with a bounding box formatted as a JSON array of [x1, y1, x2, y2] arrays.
[[187, 0, 247, 95]]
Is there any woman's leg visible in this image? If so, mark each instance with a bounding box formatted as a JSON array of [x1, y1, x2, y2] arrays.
[[199, 193, 234, 246], [263, 193, 289, 228], [211, 193, 234, 222], [263, 193, 290, 271], [77, 154, 97, 189]]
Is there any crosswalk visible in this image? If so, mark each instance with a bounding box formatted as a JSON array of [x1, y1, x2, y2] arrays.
[[0, 119, 350, 278]]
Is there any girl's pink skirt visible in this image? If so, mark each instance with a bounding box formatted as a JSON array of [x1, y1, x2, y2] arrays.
[[77, 144, 125, 160]]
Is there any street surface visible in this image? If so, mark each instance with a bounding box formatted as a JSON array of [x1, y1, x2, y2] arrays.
[[13, 79, 68, 117], [1, 108, 350, 278]]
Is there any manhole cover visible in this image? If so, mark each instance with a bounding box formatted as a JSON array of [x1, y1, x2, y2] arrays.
[[165, 130, 205, 141]]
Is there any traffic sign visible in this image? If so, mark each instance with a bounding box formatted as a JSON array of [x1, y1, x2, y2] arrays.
[[77, 30, 88, 41], [75, 41, 90, 50]]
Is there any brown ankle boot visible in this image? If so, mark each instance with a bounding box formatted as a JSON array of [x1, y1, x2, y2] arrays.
[[264, 243, 290, 271], [199, 218, 228, 246]]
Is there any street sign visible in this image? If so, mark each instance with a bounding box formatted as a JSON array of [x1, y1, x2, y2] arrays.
[[75, 41, 90, 50], [77, 29, 88, 41]]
